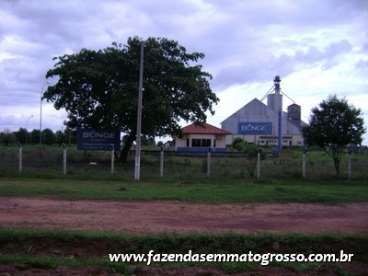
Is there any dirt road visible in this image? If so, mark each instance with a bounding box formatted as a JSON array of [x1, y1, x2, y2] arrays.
[[0, 197, 367, 234]]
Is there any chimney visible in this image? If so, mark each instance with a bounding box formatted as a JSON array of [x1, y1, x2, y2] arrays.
[[287, 104, 301, 127]]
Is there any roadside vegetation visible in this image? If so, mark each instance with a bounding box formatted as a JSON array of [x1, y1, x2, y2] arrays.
[[0, 177, 367, 203]]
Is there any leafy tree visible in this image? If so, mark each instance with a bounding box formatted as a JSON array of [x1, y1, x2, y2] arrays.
[[14, 128, 29, 144], [303, 95, 365, 176], [0, 130, 16, 146], [64, 127, 76, 145], [141, 135, 155, 146], [231, 139, 262, 178], [42, 129, 56, 145], [231, 138, 245, 151], [43, 37, 218, 161], [30, 129, 40, 144], [55, 130, 65, 145]]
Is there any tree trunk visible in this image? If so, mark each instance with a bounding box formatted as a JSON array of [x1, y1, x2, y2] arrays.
[[118, 133, 135, 163], [333, 157, 340, 177]]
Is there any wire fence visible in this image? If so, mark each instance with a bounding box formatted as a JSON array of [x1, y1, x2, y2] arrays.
[[1, 145, 368, 180]]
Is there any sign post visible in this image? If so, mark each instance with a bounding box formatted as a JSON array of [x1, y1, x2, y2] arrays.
[[63, 145, 67, 175], [18, 145, 23, 174], [302, 149, 307, 179], [348, 148, 352, 180], [111, 144, 115, 175], [207, 148, 211, 177], [256, 151, 261, 180], [160, 146, 164, 177], [77, 129, 120, 175]]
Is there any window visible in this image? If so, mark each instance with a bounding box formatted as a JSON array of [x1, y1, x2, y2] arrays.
[[191, 139, 211, 147], [186, 138, 189, 147], [202, 139, 211, 147]]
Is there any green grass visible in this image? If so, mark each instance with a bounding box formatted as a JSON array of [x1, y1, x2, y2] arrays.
[[0, 254, 130, 273], [0, 228, 366, 274], [1, 228, 367, 255], [0, 176, 367, 203], [0, 254, 351, 275]]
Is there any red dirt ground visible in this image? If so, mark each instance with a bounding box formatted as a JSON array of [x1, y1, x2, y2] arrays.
[[0, 197, 367, 234], [2, 264, 367, 276], [0, 265, 366, 276]]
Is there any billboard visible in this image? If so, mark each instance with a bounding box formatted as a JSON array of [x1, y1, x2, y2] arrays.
[[77, 128, 120, 150], [238, 122, 272, 135]]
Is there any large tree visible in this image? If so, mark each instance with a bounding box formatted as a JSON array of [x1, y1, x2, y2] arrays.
[[14, 128, 29, 144], [44, 37, 218, 161], [303, 95, 365, 176]]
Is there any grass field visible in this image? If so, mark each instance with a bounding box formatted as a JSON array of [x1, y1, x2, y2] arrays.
[[0, 228, 366, 274], [0, 177, 367, 203]]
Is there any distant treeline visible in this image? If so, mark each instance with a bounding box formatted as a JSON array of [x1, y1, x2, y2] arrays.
[[0, 128, 172, 148], [0, 128, 76, 146]]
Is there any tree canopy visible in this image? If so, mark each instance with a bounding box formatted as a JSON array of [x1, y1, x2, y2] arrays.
[[303, 95, 365, 175], [43, 37, 218, 160]]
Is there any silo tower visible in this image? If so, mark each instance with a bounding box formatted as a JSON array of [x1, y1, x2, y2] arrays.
[[267, 76, 283, 151]]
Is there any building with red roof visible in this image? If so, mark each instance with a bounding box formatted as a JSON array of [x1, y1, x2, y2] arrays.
[[175, 122, 231, 152]]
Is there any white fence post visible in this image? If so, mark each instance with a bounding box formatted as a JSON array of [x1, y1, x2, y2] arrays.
[[63, 147, 67, 175], [160, 147, 164, 177], [348, 150, 352, 180], [18, 146, 23, 174], [256, 151, 261, 180], [302, 151, 307, 178], [111, 144, 115, 175], [207, 149, 211, 177]]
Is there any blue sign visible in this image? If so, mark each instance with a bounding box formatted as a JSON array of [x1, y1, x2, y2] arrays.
[[77, 128, 120, 150], [238, 122, 272, 135]]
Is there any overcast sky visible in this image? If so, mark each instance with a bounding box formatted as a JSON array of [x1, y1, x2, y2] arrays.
[[0, 0, 367, 143]]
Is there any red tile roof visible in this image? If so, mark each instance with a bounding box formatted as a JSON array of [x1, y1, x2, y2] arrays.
[[182, 123, 231, 135]]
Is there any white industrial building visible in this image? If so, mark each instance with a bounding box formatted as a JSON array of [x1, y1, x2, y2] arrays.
[[221, 76, 305, 147]]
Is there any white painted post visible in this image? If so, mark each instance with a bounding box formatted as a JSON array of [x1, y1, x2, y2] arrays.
[[160, 147, 164, 177], [207, 149, 211, 177], [348, 151, 352, 180], [256, 151, 261, 180], [134, 42, 144, 181], [18, 146, 23, 174], [63, 147, 67, 175], [111, 144, 115, 175], [302, 152, 307, 178]]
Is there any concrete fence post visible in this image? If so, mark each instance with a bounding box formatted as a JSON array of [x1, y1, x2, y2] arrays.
[[63, 147, 67, 175], [160, 147, 164, 177], [348, 151, 352, 180], [256, 151, 261, 180], [111, 144, 115, 175], [207, 149, 211, 177], [18, 146, 23, 174], [302, 152, 307, 178]]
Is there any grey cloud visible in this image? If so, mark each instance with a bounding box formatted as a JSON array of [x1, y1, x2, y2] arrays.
[[213, 40, 353, 88], [355, 59, 368, 70], [0, 0, 367, 131]]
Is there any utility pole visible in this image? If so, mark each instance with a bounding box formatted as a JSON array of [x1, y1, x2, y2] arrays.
[[39, 87, 43, 145], [134, 41, 144, 181]]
